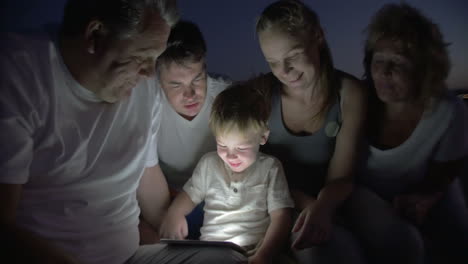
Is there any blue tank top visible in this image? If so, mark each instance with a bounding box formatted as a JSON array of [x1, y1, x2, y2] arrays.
[[262, 80, 342, 196]]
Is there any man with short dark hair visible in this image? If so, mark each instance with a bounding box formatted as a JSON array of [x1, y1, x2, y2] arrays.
[[156, 20, 231, 189], [0, 1, 244, 263], [141, 21, 231, 241]]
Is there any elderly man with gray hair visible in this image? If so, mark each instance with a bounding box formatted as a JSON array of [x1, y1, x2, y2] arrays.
[[0, 1, 245, 263]]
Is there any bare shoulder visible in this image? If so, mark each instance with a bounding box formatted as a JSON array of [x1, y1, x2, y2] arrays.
[[337, 71, 366, 104], [335, 71, 367, 122]]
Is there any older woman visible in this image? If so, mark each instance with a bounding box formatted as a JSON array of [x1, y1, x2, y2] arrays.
[[256, 1, 367, 263], [347, 3, 468, 264]]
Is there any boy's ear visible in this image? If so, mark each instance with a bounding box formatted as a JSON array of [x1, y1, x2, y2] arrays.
[[260, 129, 270, 145], [84, 20, 105, 55]]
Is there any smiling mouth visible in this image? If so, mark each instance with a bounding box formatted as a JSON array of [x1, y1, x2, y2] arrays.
[[288, 73, 303, 84], [229, 162, 242, 168]]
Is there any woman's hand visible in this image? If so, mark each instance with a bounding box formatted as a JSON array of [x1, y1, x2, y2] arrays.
[[393, 192, 443, 225], [291, 202, 333, 249], [248, 252, 272, 264], [159, 212, 188, 240]]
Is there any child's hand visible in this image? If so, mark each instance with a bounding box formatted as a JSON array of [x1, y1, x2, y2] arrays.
[[291, 202, 333, 249], [248, 252, 272, 264], [159, 212, 188, 239]]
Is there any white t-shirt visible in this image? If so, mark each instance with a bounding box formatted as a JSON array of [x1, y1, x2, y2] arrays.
[[157, 75, 230, 189], [183, 152, 294, 247], [0, 31, 161, 264], [359, 94, 468, 199]]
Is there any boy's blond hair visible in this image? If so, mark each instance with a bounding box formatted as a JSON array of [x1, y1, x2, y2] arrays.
[[209, 76, 272, 138]]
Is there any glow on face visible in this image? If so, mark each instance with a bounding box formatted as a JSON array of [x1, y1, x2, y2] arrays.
[[258, 28, 319, 90], [216, 130, 265, 173], [159, 60, 207, 120], [95, 14, 171, 103]]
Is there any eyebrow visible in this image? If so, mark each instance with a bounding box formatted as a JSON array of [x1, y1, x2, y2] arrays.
[[133, 46, 159, 55], [194, 71, 205, 79], [266, 44, 303, 61]]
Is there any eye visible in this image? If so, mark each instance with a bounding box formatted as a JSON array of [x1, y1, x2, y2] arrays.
[[217, 144, 227, 149], [288, 53, 300, 61], [132, 56, 144, 64], [193, 77, 203, 84]]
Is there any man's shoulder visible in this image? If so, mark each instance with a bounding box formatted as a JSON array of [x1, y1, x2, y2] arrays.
[[1, 30, 54, 59], [207, 73, 232, 96], [199, 151, 220, 163]]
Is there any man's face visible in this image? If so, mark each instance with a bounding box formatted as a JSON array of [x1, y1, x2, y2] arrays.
[[159, 60, 207, 120], [92, 13, 171, 103]]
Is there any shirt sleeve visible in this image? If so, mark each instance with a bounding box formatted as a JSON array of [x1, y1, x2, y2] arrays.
[[266, 158, 295, 213], [434, 96, 468, 162], [144, 80, 162, 168], [182, 154, 209, 204], [0, 42, 41, 184]]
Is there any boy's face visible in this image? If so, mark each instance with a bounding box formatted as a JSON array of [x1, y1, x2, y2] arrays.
[[216, 129, 269, 173]]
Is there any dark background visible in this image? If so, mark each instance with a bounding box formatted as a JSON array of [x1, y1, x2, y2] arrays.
[[1, 0, 467, 89]]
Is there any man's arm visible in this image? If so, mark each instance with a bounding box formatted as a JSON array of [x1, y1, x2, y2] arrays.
[[159, 191, 196, 239], [0, 184, 80, 264], [137, 164, 171, 243]]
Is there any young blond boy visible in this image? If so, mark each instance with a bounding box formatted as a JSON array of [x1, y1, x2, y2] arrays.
[[160, 79, 294, 263]]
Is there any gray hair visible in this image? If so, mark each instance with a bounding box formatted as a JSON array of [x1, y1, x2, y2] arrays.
[[61, 0, 179, 38]]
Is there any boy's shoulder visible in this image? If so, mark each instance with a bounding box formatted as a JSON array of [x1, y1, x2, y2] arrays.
[[198, 151, 223, 167], [257, 152, 283, 170]]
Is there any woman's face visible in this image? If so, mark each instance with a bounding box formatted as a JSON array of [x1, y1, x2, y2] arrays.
[[370, 39, 417, 104], [258, 28, 320, 90]]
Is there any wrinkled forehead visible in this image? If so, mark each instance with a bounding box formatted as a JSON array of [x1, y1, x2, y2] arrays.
[[373, 37, 409, 56]]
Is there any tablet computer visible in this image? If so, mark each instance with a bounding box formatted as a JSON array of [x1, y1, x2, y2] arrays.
[[159, 239, 247, 255]]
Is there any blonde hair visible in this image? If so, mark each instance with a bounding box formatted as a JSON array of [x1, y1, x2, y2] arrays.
[[256, 0, 337, 113], [209, 76, 271, 138], [363, 3, 450, 102]]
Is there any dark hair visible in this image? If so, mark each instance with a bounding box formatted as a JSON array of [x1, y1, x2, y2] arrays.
[[256, 0, 337, 115], [210, 75, 271, 136], [363, 3, 450, 101], [60, 0, 179, 38], [157, 20, 206, 68]]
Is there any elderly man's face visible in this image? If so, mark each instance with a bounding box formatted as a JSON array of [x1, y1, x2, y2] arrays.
[[92, 13, 171, 103], [159, 60, 207, 120]]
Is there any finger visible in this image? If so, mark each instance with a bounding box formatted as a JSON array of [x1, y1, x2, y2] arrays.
[[292, 211, 306, 233], [182, 222, 188, 239], [293, 223, 313, 249]]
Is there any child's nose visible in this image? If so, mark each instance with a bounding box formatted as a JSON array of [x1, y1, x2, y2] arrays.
[[226, 152, 237, 159]]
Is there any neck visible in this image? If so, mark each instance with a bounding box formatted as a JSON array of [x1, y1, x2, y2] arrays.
[[383, 99, 425, 121], [283, 78, 326, 105], [59, 35, 99, 94]]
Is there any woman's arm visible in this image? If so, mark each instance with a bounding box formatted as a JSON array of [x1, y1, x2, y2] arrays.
[[315, 76, 367, 213], [250, 208, 292, 263], [291, 76, 367, 249]]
